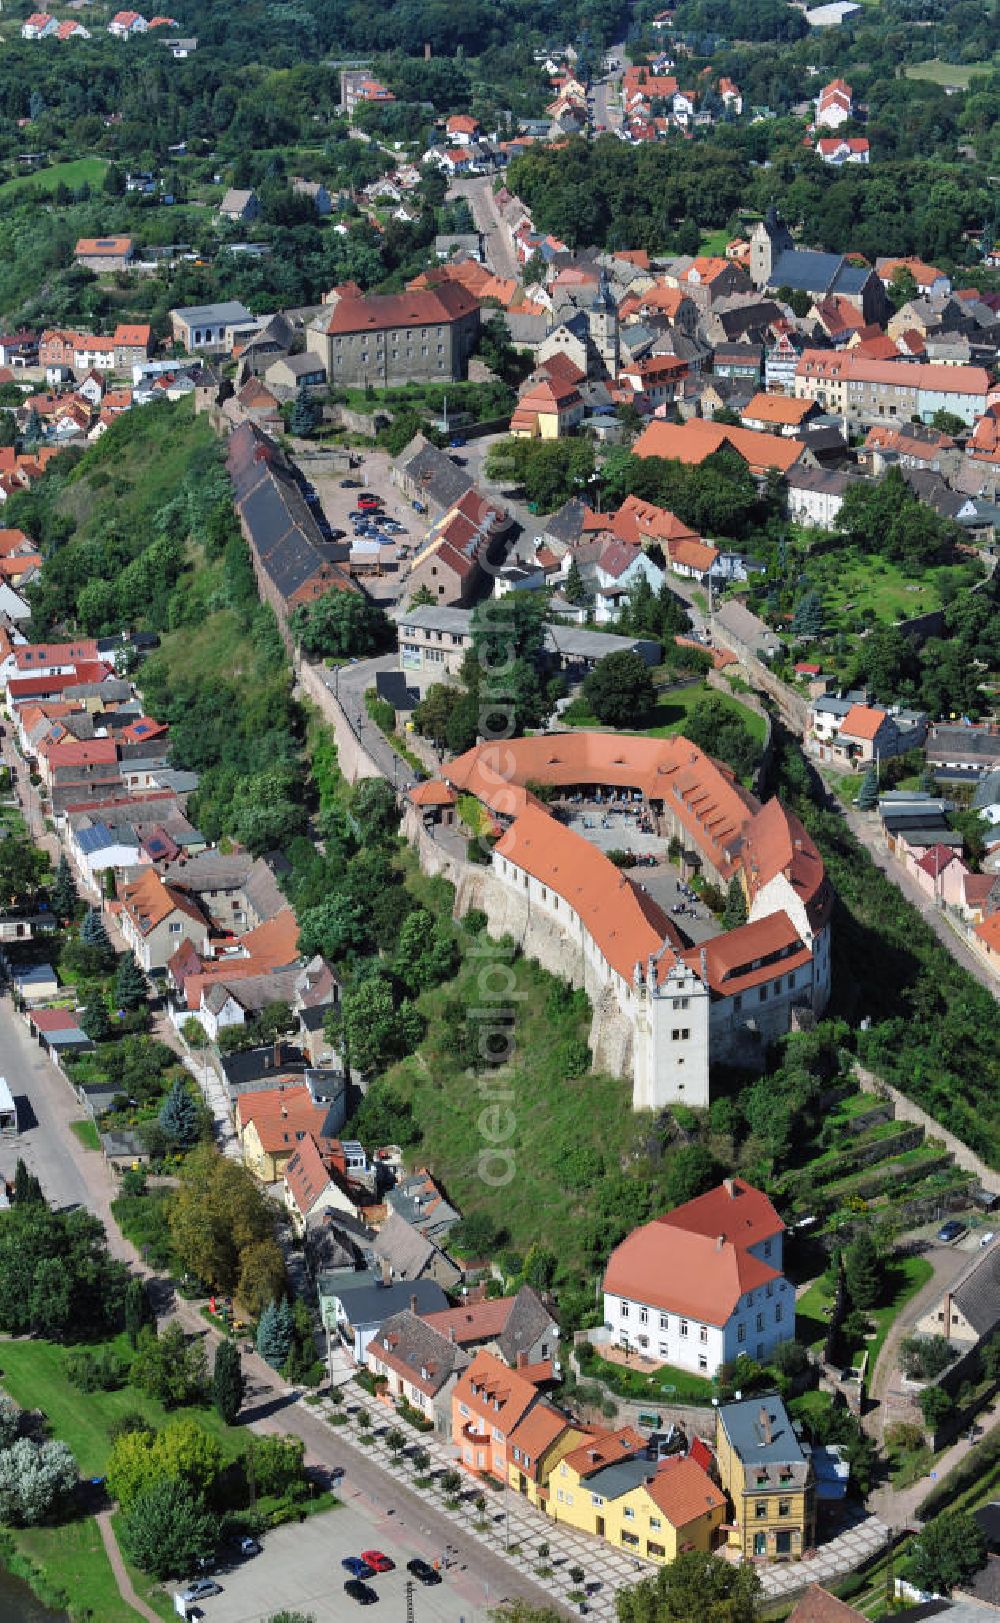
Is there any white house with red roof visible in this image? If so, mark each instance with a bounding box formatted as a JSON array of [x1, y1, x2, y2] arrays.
[[444, 114, 480, 145], [21, 13, 58, 37], [602, 1177, 792, 1376], [816, 136, 869, 166], [107, 10, 148, 35], [593, 540, 664, 623], [815, 77, 853, 128]]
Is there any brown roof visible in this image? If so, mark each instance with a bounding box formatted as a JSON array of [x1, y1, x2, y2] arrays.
[[119, 868, 205, 936], [284, 1132, 337, 1217], [75, 236, 133, 256], [237, 1085, 331, 1156], [422, 1296, 517, 1345], [563, 1426, 646, 1477], [451, 1349, 542, 1439], [743, 392, 815, 426], [644, 1454, 726, 1527], [409, 780, 458, 808], [322, 283, 479, 336], [659, 1176, 784, 1244], [604, 1224, 780, 1324], [787, 1588, 866, 1623]]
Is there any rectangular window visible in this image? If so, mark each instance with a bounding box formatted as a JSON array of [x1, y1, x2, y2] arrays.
[[756, 1313, 764, 1332], [698, 1354, 708, 1371], [623, 1507, 635, 1520], [620, 1302, 629, 1319], [755, 1502, 768, 1519], [639, 1308, 648, 1325], [659, 1314, 668, 1331], [775, 1304, 783, 1323], [779, 1500, 791, 1518], [699, 1325, 708, 1343], [680, 1320, 688, 1338], [738, 1323, 746, 1343]]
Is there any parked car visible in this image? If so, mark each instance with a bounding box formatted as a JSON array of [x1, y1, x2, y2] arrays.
[[342, 1556, 375, 1580], [361, 1550, 394, 1573], [237, 1536, 261, 1557], [357, 494, 382, 511], [937, 1220, 967, 1244], [406, 1558, 442, 1586], [178, 1578, 222, 1602], [981, 1231, 995, 1248], [340, 477, 361, 487], [330, 1466, 346, 1482], [344, 1579, 379, 1605]]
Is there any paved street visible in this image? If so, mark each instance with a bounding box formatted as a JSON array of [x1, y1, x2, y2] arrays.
[[0, 995, 119, 1240], [316, 653, 421, 793], [449, 176, 519, 283]]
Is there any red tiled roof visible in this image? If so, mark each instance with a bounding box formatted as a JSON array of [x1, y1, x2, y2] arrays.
[[633, 418, 805, 476], [839, 703, 887, 741], [322, 283, 478, 335], [237, 1086, 332, 1156], [645, 1453, 725, 1527]]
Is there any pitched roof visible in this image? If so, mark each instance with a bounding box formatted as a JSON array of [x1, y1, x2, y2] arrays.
[[839, 703, 888, 741], [284, 1132, 338, 1217], [119, 868, 205, 935], [409, 779, 458, 808], [604, 1178, 783, 1324], [497, 1285, 557, 1365], [423, 1296, 518, 1346], [633, 418, 805, 475], [506, 1402, 573, 1478], [321, 284, 479, 335], [562, 1426, 646, 1477], [451, 1348, 543, 1438], [743, 392, 815, 426], [237, 1084, 333, 1156], [644, 1453, 726, 1527], [368, 1308, 469, 1397], [975, 913, 1000, 955], [75, 236, 133, 256]]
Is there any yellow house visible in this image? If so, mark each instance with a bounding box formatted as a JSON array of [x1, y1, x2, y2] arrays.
[[235, 1085, 333, 1183], [507, 1402, 590, 1509], [715, 1395, 815, 1561], [547, 1427, 726, 1564]]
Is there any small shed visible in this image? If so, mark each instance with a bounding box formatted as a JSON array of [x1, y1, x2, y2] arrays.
[[100, 1129, 150, 1170], [11, 962, 59, 1003], [29, 1008, 95, 1058]]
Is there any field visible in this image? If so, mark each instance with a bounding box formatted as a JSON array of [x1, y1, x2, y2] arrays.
[[903, 57, 995, 87], [698, 227, 731, 256], [0, 157, 108, 201], [11, 1518, 173, 1622], [0, 1335, 244, 1477]]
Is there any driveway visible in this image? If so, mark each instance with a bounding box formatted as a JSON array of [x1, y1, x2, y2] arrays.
[[448, 176, 519, 282], [866, 1241, 974, 1436], [315, 654, 420, 793]]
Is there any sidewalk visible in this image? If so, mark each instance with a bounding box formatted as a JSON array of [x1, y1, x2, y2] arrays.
[[310, 1388, 890, 1612]]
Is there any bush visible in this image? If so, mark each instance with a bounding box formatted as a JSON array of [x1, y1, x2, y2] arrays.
[[900, 1335, 956, 1381], [119, 1477, 215, 1580], [65, 1347, 126, 1393]]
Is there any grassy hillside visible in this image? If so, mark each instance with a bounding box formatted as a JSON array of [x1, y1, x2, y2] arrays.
[[0, 157, 108, 202]]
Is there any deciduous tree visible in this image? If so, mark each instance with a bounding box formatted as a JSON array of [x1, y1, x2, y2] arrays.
[[119, 1477, 216, 1580]]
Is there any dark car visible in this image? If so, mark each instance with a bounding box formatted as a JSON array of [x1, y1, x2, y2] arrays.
[[344, 1579, 379, 1605], [342, 1556, 375, 1580], [237, 1537, 261, 1558], [937, 1220, 967, 1244], [340, 477, 361, 487], [406, 1558, 442, 1586]]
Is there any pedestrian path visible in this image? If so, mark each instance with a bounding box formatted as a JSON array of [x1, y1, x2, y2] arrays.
[[96, 1509, 161, 1623], [313, 1390, 890, 1614]]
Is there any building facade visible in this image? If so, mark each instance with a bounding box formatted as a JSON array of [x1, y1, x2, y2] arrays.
[[307, 286, 480, 387]]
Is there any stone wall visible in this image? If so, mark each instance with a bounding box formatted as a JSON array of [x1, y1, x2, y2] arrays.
[[711, 621, 808, 732], [707, 667, 774, 794], [295, 657, 382, 783], [854, 1062, 1000, 1194]]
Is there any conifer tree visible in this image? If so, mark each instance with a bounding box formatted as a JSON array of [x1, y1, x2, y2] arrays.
[[856, 762, 879, 811], [51, 855, 77, 923], [158, 1080, 198, 1149], [114, 952, 148, 1011], [212, 1338, 244, 1425]]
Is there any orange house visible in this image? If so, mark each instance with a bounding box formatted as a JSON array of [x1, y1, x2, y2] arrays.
[[451, 1349, 547, 1479]]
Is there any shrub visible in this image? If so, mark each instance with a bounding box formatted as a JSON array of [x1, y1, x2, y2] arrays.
[[900, 1335, 956, 1381]]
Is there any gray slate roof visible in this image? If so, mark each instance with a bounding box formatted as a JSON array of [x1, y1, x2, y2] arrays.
[[950, 1250, 1000, 1337], [497, 1285, 558, 1365], [320, 1270, 448, 1327], [368, 1308, 470, 1394], [718, 1394, 810, 1484], [397, 437, 475, 514]]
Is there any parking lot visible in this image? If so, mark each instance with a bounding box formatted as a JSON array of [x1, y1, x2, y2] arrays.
[[302, 448, 424, 607], [182, 1503, 496, 1622]]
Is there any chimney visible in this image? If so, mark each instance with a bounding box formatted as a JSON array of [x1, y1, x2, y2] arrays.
[[449, 1326, 456, 1344], [723, 1177, 736, 1197], [759, 1405, 772, 1445], [517, 1350, 528, 1368], [716, 1234, 725, 1251], [380, 1257, 391, 1287], [410, 1294, 418, 1314], [700, 946, 708, 983]]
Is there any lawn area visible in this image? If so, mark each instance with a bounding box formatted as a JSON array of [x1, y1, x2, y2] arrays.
[[584, 1347, 716, 1405], [564, 680, 767, 746], [12, 1517, 173, 1622], [698, 227, 731, 256], [791, 539, 976, 636], [0, 1334, 246, 1477], [376, 941, 651, 1280], [69, 1118, 101, 1151], [0, 156, 108, 202], [904, 57, 995, 87], [797, 1255, 934, 1370]]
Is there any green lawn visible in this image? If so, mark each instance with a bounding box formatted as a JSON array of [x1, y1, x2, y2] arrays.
[[0, 1335, 246, 1477], [564, 680, 767, 746], [904, 57, 995, 87], [70, 1118, 101, 1151], [797, 1255, 933, 1370], [585, 1348, 716, 1405], [13, 1517, 174, 1622], [796, 1278, 836, 1353], [0, 156, 108, 201], [698, 228, 731, 256]]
